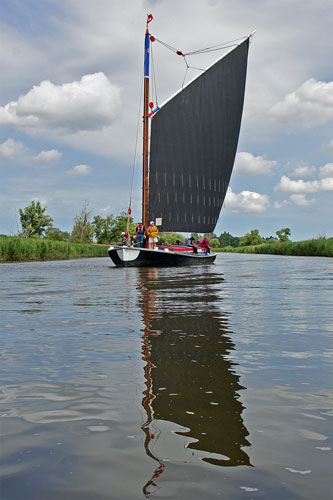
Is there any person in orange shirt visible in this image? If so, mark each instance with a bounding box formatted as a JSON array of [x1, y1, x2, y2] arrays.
[[146, 221, 158, 249]]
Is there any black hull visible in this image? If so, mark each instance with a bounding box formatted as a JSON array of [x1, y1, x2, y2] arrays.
[[108, 246, 216, 267]]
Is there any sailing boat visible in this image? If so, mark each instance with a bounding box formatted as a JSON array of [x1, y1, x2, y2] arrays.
[[108, 15, 254, 267]]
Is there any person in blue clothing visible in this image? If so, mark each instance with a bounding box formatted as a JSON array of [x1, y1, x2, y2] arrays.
[[136, 222, 146, 248]]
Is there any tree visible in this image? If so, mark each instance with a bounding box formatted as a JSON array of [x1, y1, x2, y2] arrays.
[[276, 228, 291, 242], [158, 232, 185, 245], [71, 203, 94, 244], [91, 212, 136, 244], [19, 201, 53, 238], [218, 231, 240, 248], [44, 227, 70, 241], [239, 229, 263, 247], [111, 212, 135, 241], [209, 237, 220, 248], [92, 215, 115, 244]]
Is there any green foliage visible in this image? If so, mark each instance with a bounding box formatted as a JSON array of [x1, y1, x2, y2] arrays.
[[92, 213, 136, 244], [215, 237, 333, 257], [265, 237, 279, 243], [218, 231, 240, 248], [0, 236, 108, 262], [92, 215, 114, 244], [19, 201, 53, 238], [113, 213, 136, 241], [44, 227, 70, 241], [158, 232, 186, 245], [239, 229, 263, 247], [209, 237, 220, 248], [276, 228, 291, 242]]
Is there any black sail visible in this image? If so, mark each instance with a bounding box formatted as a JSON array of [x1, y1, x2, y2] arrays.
[[148, 38, 250, 233]]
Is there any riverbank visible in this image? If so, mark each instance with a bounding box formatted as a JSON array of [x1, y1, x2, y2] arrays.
[[213, 237, 333, 257], [2, 236, 332, 262], [0, 236, 109, 262]]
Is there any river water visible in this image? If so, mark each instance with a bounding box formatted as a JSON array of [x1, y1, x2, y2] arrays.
[[0, 254, 332, 499]]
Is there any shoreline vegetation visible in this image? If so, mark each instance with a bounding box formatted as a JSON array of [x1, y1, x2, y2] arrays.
[[1, 235, 332, 263], [0, 236, 109, 263], [213, 237, 333, 257], [8, 201, 331, 262]]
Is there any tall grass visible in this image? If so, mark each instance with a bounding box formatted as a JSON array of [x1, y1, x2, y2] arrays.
[[213, 238, 333, 257], [0, 236, 109, 262]]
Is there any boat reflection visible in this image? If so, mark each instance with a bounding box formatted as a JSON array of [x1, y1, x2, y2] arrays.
[[137, 267, 251, 495]]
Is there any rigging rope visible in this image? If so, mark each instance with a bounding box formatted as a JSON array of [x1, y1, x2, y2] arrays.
[[128, 64, 144, 215], [153, 35, 246, 56], [152, 35, 248, 88], [150, 41, 159, 107]]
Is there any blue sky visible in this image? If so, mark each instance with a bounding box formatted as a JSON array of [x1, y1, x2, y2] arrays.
[[0, 0, 332, 240]]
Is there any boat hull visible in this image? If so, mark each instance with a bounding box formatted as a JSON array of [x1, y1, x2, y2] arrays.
[[108, 246, 216, 267]]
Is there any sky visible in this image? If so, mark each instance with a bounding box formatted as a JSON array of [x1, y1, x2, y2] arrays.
[[0, 0, 332, 241]]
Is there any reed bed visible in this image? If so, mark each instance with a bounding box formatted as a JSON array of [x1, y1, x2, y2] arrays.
[[0, 236, 109, 262], [213, 238, 333, 257]]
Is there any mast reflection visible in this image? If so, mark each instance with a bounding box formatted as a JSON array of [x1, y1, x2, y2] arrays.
[[137, 268, 251, 495]]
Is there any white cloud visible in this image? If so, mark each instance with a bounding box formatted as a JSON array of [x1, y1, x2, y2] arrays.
[[275, 175, 333, 193], [34, 149, 62, 165], [0, 73, 121, 132], [274, 200, 290, 209], [0, 138, 27, 160], [234, 152, 277, 175], [290, 166, 317, 178], [289, 194, 316, 206], [67, 164, 92, 176], [271, 78, 333, 127], [286, 161, 317, 178], [318, 163, 333, 179], [224, 187, 270, 213]]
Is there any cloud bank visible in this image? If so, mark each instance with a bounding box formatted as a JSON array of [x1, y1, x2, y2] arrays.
[[0, 73, 121, 132], [224, 187, 270, 213], [0, 138, 27, 160], [275, 175, 333, 193], [271, 78, 333, 127], [234, 152, 277, 175]]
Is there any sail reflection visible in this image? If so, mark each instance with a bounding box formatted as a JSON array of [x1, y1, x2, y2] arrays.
[[137, 267, 251, 491]]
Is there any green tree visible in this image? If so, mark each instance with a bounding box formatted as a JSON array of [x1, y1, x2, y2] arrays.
[[239, 229, 263, 247], [158, 232, 185, 245], [209, 237, 220, 248], [218, 231, 240, 248], [92, 212, 136, 244], [111, 212, 135, 241], [92, 215, 115, 244], [276, 228, 291, 242], [44, 227, 70, 241], [71, 203, 94, 244], [19, 201, 53, 238]]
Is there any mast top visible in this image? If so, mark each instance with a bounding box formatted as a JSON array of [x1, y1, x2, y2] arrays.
[[146, 13, 153, 33]]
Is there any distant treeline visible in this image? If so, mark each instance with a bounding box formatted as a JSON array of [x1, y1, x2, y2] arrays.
[[0, 236, 108, 263], [212, 237, 333, 258], [3, 200, 332, 261]]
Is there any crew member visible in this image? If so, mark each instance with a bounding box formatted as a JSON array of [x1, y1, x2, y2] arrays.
[[118, 232, 127, 246], [136, 222, 146, 248], [200, 238, 210, 254], [147, 221, 158, 249]]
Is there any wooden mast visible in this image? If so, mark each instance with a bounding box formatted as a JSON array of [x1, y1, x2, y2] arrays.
[[142, 15, 152, 228]]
